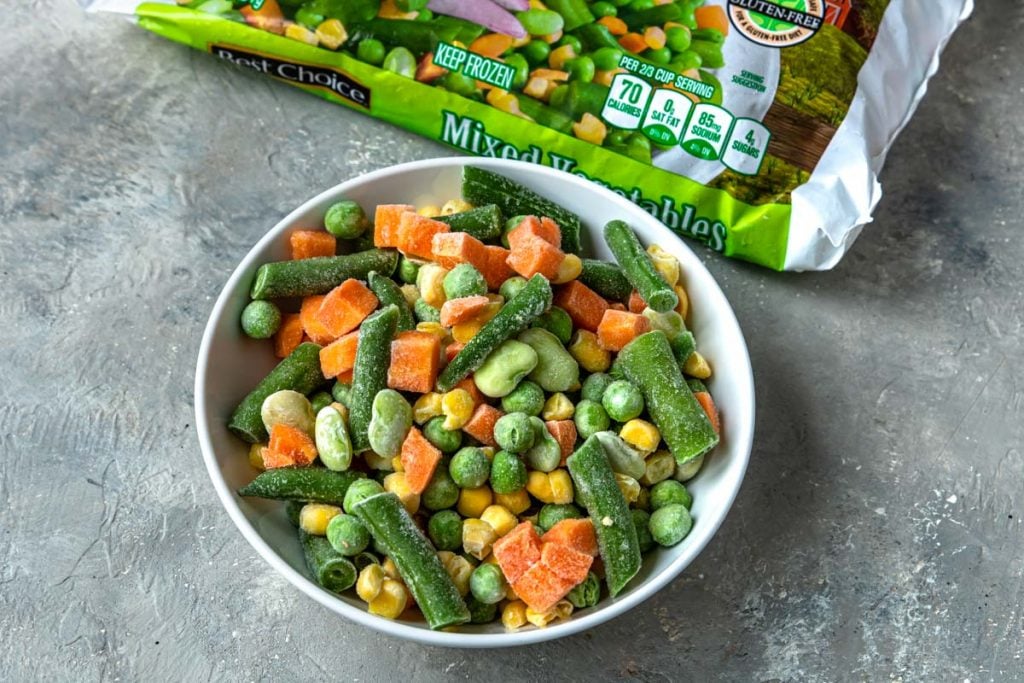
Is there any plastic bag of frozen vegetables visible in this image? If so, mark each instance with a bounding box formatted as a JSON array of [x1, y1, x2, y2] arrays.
[[84, 0, 970, 270]]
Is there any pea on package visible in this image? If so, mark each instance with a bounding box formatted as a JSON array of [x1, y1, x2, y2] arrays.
[[86, 0, 971, 270]]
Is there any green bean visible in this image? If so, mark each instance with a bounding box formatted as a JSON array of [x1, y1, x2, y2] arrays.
[[579, 258, 631, 302], [250, 249, 397, 299], [517, 9, 564, 36], [229, 343, 324, 443], [348, 305, 400, 452], [353, 492, 470, 629], [435, 205, 504, 241], [238, 467, 365, 506], [413, 298, 441, 323], [368, 271, 414, 331], [603, 221, 677, 312], [300, 531, 357, 592], [567, 435, 641, 596]]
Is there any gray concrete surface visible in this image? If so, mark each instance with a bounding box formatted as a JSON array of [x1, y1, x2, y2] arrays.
[[1, 1, 1021, 681]]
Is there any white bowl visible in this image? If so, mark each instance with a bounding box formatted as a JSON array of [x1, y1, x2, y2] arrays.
[[195, 157, 754, 647]]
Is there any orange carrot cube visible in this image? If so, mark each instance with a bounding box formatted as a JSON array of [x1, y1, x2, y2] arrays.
[[540, 540, 593, 585], [507, 215, 561, 249], [400, 426, 443, 494], [493, 521, 543, 584], [397, 212, 449, 260], [374, 204, 414, 248], [545, 420, 577, 463], [319, 330, 360, 379], [289, 230, 336, 260], [439, 295, 490, 327], [553, 280, 609, 332], [481, 245, 515, 290], [506, 235, 565, 279], [273, 313, 304, 359], [597, 309, 650, 351], [265, 423, 317, 468], [511, 562, 576, 613], [387, 330, 441, 393], [300, 295, 336, 345], [463, 403, 503, 447], [541, 518, 599, 557], [431, 231, 489, 270], [694, 391, 721, 435], [444, 341, 465, 363], [627, 290, 646, 314], [315, 279, 379, 338]]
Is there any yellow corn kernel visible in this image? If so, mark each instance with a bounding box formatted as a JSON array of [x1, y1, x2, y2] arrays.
[[391, 455, 404, 472], [548, 469, 574, 504], [480, 504, 518, 537], [285, 23, 319, 46], [417, 263, 449, 308], [363, 450, 395, 471], [554, 599, 574, 620], [502, 600, 528, 630], [415, 321, 447, 340], [614, 472, 641, 504], [646, 244, 680, 287], [542, 392, 575, 421], [523, 76, 550, 100], [643, 26, 666, 50], [457, 486, 493, 518], [381, 556, 401, 580], [640, 450, 676, 486], [442, 198, 474, 215], [441, 388, 474, 430], [674, 284, 690, 321], [569, 330, 611, 373], [476, 302, 502, 324], [494, 488, 531, 515], [315, 18, 348, 50], [542, 29, 562, 44], [594, 68, 626, 87], [368, 579, 408, 619], [486, 89, 524, 116], [462, 518, 498, 560], [504, 583, 520, 602], [378, 0, 417, 19], [437, 551, 474, 596], [572, 112, 607, 145], [356, 563, 385, 602], [412, 393, 443, 424], [248, 443, 267, 471], [451, 320, 484, 344], [526, 605, 560, 628], [683, 350, 711, 379], [526, 470, 553, 502], [480, 446, 496, 461], [552, 253, 583, 284], [549, 44, 576, 70], [383, 472, 420, 515], [298, 503, 342, 535], [400, 283, 420, 307], [512, 33, 532, 48], [620, 419, 661, 454], [486, 293, 505, 305], [418, 205, 442, 217]]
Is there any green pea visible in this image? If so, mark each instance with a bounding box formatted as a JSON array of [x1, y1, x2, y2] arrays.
[[493, 412, 536, 454], [356, 38, 386, 65], [241, 300, 281, 339], [490, 450, 528, 494], [666, 26, 692, 53], [531, 306, 573, 345], [309, 391, 333, 414], [650, 480, 692, 511], [566, 56, 596, 83], [649, 504, 692, 547], [574, 399, 610, 439], [602, 380, 644, 422], [422, 462, 460, 511], [315, 405, 353, 471], [398, 256, 421, 284], [427, 510, 463, 551], [439, 69, 478, 97], [537, 503, 583, 531], [521, 40, 551, 66], [566, 571, 600, 608], [331, 380, 351, 406], [644, 47, 672, 65], [517, 9, 564, 36], [367, 389, 413, 458], [383, 47, 416, 78], [449, 447, 491, 489], [261, 390, 315, 436], [501, 379, 545, 416], [626, 132, 652, 164], [293, 6, 323, 27], [467, 596, 499, 623], [324, 200, 368, 239], [473, 340, 539, 398], [499, 275, 528, 301], [342, 479, 385, 514], [670, 50, 702, 72], [557, 34, 583, 53], [628, 0, 654, 10], [580, 372, 614, 403], [605, 128, 629, 147], [414, 298, 441, 323], [470, 563, 507, 604], [504, 53, 530, 90], [326, 514, 370, 556], [548, 84, 569, 110], [590, 1, 617, 18], [443, 263, 488, 299], [524, 416, 561, 473], [631, 509, 655, 553], [592, 46, 623, 71], [424, 415, 462, 454], [518, 328, 579, 393]]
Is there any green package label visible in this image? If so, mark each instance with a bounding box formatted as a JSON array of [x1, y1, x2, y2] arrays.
[[112, 0, 970, 270]]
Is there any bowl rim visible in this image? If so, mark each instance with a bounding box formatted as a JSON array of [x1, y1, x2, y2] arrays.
[[194, 156, 754, 648]]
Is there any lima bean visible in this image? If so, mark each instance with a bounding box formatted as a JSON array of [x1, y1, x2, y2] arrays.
[[594, 431, 647, 480], [261, 390, 315, 436], [517, 328, 579, 393], [524, 416, 561, 472], [315, 405, 353, 471], [473, 340, 539, 398], [367, 389, 413, 458]]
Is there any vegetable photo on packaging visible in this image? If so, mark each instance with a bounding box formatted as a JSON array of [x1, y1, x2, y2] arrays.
[[226, 165, 727, 632]]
